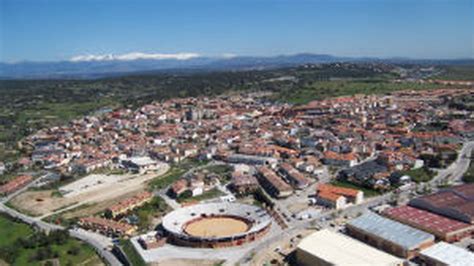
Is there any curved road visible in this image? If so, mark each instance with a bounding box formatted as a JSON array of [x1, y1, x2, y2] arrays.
[[429, 140, 474, 186]]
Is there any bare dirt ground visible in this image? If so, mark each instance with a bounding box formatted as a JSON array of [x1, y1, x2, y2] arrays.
[[150, 259, 224, 266], [9, 164, 169, 218], [61, 190, 144, 219], [251, 229, 315, 266], [286, 202, 309, 214], [185, 217, 249, 237]]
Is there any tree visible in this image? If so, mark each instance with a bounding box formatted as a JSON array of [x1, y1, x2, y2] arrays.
[[67, 245, 80, 256]]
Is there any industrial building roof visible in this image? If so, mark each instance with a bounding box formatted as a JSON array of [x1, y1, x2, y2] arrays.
[[347, 212, 434, 250], [297, 229, 404, 266], [420, 242, 474, 266], [384, 205, 474, 235], [412, 191, 468, 209], [449, 183, 474, 200], [408, 184, 474, 224]]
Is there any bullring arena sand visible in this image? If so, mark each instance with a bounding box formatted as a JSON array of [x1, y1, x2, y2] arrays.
[[184, 217, 250, 238], [9, 164, 169, 218]]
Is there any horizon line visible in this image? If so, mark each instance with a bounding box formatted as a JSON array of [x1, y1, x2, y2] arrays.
[[2, 52, 474, 64]]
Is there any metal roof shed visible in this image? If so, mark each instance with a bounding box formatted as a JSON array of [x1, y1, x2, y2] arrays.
[[420, 242, 474, 266], [347, 212, 435, 250]]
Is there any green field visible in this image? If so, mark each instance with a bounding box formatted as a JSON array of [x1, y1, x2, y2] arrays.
[[0, 214, 103, 266], [176, 187, 225, 203], [202, 164, 233, 175], [331, 180, 381, 197], [0, 214, 33, 248], [147, 159, 208, 189], [201, 164, 233, 182], [147, 167, 188, 189], [399, 167, 435, 183], [275, 80, 444, 104]]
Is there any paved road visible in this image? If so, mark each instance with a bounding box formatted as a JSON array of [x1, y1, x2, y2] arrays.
[[69, 228, 121, 266], [429, 140, 474, 186], [238, 191, 394, 265], [0, 202, 63, 232], [156, 189, 181, 209]]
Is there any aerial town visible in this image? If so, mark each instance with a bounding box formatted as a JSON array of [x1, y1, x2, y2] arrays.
[[2, 0, 473, 265], [1, 86, 473, 265]]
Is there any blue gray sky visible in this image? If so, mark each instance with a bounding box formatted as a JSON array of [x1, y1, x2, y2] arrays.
[[1, 0, 473, 62]]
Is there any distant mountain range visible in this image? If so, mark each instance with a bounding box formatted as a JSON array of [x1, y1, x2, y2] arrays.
[[1, 53, 473, 79]]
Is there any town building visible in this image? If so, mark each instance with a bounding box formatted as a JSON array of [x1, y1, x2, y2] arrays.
[[384, 205, 474, 243], [225, 154, 278, 168], [256, 166, 293, 198], [230, 173, 259, 195], [346, 212, 435, 258], [315, 184, 363, 209], [339, 160, 389, 188], [322, 151, 358, 167], [168, 179, 188, 198], [296, 229, 404, 266], [137, 231, 167, 249], [79, 217, 136, 236], [107, 191, 154, 218], [121, 156, 163, 174], [278, 163, 310, 190], [0, 175, 32, 195]]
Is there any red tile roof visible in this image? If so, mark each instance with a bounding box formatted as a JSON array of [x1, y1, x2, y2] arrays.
[[108, 191, 153, 214], [323, 151, 357, 161], [317, 184, 360, 198], [0, 175, 32, 194], [79, 217, 134, 234], [384, 205, 473, 235]]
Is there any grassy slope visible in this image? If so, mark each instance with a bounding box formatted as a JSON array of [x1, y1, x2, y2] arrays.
[[121, 240, 146, 266], [0, 214, 33, 248], [13, 241, 100, 266], [0, 214, 102, 266], [132, 196, 170, 232]]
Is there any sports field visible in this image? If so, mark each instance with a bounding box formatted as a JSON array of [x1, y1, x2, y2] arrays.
[[184, 217, 249, 238]]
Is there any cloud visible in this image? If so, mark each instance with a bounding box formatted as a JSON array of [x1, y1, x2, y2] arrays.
[[220, 53, 238, 59], [70, 52, 201, 62]]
